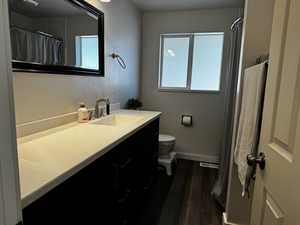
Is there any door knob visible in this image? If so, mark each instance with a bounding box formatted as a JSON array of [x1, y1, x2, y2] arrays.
[[247, 152, 266, 170]]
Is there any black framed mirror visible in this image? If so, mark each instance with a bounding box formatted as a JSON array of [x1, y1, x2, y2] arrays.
[[8, 0, 104, 76]]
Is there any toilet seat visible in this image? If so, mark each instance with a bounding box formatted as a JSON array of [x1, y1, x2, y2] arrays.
[[159, 134, 176, 142]]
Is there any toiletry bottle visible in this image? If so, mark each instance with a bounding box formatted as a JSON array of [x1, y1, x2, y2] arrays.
[[78, 103, 89, 123], [106, 99, 110, 115]]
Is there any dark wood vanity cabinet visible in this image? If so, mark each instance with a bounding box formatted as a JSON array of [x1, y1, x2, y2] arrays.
[[22, 118, 159, 225]]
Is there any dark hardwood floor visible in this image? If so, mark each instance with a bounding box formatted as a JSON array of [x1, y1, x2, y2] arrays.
[[139, 159, 223, 225], [177, 161, 223, 225]]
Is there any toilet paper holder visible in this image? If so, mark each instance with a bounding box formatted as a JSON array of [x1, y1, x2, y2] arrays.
[[181, 115, 193, 127]]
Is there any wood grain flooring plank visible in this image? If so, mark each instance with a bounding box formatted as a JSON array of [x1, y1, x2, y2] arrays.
[[176, 161, 222, 225], [157, 160, 192, 225], [143, 160, 223, 225]]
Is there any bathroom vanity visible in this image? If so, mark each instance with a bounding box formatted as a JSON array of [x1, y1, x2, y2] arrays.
[[17, 110, 160, 224]]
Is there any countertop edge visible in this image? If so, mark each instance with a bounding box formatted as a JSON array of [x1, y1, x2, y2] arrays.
[[21, 112, 161, 208]]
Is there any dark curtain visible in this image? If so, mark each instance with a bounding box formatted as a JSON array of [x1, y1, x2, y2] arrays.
[[11, 27, 64, 65], [211, 18, 243, 208]]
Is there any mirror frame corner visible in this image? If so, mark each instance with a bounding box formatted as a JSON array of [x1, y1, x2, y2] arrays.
[[11, 0, 105, 77]]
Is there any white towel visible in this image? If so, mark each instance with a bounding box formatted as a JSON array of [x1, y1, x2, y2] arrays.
[[234, 62, 267, 196]]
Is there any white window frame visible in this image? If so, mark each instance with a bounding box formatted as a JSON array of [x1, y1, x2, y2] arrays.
[[158, 32, 224, 93], [75, 35, 98, 68]]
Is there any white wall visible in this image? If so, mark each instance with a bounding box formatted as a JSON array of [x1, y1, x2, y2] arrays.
[[65, 15, 98, 65], [140, 9, 240, 162], [13, 0, 141, 125], [10, 11, 33, 30], [0, 0, 22, 223], [225, 0, 275, 224]]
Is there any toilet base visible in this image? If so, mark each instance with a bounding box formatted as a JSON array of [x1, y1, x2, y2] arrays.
[[158, 152, 176, 176]]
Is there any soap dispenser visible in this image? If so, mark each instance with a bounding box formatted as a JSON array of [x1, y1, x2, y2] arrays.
[[78, 103, 89, 123]]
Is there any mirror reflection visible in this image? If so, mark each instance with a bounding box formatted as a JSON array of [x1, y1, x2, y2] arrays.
[[8, 0, 100, 70]]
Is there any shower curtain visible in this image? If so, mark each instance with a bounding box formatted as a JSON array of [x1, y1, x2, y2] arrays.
[[10, 27, 64, 65], [212, 18, 243, 208]]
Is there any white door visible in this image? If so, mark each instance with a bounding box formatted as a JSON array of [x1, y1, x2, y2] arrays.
[[250, 0, 300, 224], [0, 0, 22, 224]]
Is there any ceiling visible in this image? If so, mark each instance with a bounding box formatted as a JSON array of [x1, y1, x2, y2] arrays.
[[9, 0, 86, 17], [131, 0, 245, 11]]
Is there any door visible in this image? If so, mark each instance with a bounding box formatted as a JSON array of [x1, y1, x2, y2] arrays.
[[0, 0, 22, 224], [250, 0, 300, 224]]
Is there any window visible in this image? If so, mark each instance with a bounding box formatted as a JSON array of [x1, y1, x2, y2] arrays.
[[159, 33, 224, 91], [160, 36, 190, 88], [76, 35, 99, 70]]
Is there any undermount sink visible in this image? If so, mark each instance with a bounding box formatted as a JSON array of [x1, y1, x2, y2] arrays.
[[89, 114, 145, 126]]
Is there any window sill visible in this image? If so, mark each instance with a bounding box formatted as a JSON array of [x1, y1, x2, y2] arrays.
[[158, 88, 221, 94]]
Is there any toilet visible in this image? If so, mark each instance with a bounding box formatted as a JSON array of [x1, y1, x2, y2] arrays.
[[158, 134, 176, 176], [159, 134, 176, 159]]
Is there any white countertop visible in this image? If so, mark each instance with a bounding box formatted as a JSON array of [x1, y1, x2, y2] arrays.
[[17, 110, 161, 208]]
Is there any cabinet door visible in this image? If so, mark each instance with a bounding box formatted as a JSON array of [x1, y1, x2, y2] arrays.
[[23, 154, 114, 224], [136, 119, 159, 190]]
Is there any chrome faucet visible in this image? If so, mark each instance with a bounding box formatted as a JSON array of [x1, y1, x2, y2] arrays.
[[94, 98, 108, 119]]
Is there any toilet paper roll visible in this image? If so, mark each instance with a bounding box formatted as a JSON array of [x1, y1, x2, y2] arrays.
[[182, 115, 192, 126]]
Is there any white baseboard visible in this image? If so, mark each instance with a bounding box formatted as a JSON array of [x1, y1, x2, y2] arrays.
[[223, 213, 242, 225], [175, 152, 219, 164]]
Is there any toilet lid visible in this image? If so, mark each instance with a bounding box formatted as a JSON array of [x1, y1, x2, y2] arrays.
[[159, 134, 176, 142]]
